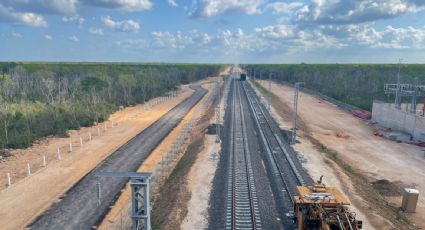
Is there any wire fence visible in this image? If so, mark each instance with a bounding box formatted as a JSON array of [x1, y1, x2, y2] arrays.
[[1, 90, 180, 189], [109, 82, 221, 230]]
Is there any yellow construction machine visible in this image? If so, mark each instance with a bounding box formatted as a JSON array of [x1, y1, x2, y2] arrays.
[[293, 176, 362, 230]]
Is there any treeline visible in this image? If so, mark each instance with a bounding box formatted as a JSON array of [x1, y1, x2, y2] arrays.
[[244, 64, 425, 110], [0, 62, 223, 150]]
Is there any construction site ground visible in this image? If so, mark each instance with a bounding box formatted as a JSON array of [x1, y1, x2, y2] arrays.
[[98, 79, 220, 229], [257, 80, 424, 229], [0, 85, 194, 230]]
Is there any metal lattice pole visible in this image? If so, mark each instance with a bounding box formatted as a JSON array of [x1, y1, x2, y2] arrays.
[[268, 72, 272, 111], [292, 82, 304, 145], [411, 77, 418, 114], [395, 58, 403, 109], [96, 172, 151, 230]]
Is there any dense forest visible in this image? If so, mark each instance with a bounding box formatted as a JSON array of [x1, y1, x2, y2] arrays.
[[244, 64, 425, 111], [0, 62, 223, 151]]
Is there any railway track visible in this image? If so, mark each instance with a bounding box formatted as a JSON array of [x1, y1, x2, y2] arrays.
[[226, 79, 262, 230], [241, 80, 313, 228]]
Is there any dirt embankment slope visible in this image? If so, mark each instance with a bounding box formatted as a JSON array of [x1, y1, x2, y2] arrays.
[[257, 80, 424, 229], [0, 86, 193, 230]]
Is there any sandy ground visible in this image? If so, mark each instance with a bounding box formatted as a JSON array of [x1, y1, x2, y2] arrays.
[[180, 134, 220, 230], [0, 86, 193, 230], [257, 80, 425, 228], [180, 75, 229, 229], [98, 79, 221, 230]]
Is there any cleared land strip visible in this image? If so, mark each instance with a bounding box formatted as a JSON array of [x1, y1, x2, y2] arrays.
[[30, 85, 207, 230], [0, 86, 193, 230]]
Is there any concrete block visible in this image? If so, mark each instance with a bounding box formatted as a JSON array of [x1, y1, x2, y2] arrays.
[[402, 188, 419, 213]]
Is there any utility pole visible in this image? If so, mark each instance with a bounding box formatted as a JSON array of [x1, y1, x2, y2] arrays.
[[216, 106, 220, 143], [268, 72, 272, 111], [395, 58, 403, 109], [216, 80, 221, 143], [292, 82, 304, 145], [411, 77, 418, 114]]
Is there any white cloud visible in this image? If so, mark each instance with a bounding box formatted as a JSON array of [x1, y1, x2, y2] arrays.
[[11, 31, 22, 38], [62, 15, 85, 24], [116, 39, 148, 49], [0, 4, 48, 27], [151, 31, 194, 48], [1, 0, 79, 15], [168, 0, 178, 7], [69, 35, 79, 41], [88, 27, 104, 35], [255, 25, 296, 39], [44, 34, 53, 40], [294, 0, 425, 26], [86, 0, 152, 11], [101, 16, 140, 32], [266, 2, 303, 14], [190, 0, 264, 18]]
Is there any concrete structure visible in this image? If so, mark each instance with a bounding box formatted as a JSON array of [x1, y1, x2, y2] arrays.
[[402, 188, 419, 213], [372, 101, 425, 141]]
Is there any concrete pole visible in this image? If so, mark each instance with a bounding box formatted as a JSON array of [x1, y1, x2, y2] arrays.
[[43, 155, 47, 167], [97, 128, 101, 136], [216, 106, 220, 143], [6, 173, 11, 187], [58, 148, 62, 159], [89, 132, 92, 141], [80, 137, 83, 146], [27, 163, 31, 176], [97, 181, 101, 206], [69, 143, 73, 152]]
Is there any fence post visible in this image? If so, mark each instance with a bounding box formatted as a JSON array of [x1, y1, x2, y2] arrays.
[[89, 132, 92, 141], [57, 148, 62, 160], [6, 173, 11, 187], [97, 128, 101, 136], [43, 155, 47, 167], [69, 143, 73, 152], [80, 137, 83, 146], [27, 163, 31, 176]]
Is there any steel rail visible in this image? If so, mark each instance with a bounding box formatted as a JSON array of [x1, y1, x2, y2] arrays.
[[241, 82, 295, 200], [225, 79, 261, 230], [243, 82, 306, 186]]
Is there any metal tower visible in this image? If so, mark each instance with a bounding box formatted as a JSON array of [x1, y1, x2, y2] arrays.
[[384, 78, 425, 114], [292, 82, 304, 145], [96, 172, 152, 230]]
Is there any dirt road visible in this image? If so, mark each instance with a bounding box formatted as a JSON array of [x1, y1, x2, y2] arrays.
[[0, 87, 193, 230], [258, 80, 425, 228]]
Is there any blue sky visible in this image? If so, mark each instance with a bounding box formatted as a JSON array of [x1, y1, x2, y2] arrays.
[[1, 0, 425, 63]]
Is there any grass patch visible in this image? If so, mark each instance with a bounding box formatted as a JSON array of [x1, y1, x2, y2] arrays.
[[0, 149, 11, 158]]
